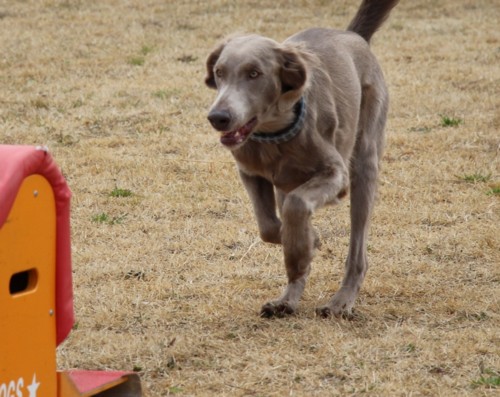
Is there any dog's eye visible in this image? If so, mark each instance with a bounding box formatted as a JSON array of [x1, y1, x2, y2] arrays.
[[215, 69, 223, 78], [248, 70, 260, 79]]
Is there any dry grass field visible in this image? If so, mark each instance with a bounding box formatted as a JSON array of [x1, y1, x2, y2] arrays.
[[1, 0, 499, 395]]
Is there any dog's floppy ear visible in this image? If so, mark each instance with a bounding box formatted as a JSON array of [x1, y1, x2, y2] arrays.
[[205, 43, 225, 89], [276, 45, 309, 111], [278, 47, 307, 94]]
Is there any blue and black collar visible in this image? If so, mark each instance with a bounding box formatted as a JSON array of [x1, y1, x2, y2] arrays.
[[250, 98, 306, 144]]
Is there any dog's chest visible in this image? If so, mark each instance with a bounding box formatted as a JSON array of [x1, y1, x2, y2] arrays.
[[271, 166, 315, 193], [234, 145, 317, 193]]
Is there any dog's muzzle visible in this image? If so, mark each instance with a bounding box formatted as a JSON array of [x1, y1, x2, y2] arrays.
[[207, 109, 232, 131]]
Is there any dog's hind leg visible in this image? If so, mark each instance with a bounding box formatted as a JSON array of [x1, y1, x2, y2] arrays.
[[317, 83, 388, 318]]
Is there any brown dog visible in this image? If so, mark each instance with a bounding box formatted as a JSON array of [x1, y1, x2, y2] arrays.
[[205, 0, 399, 318]]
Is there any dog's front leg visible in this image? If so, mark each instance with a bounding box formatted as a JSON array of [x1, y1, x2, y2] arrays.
[[239, 170, 281, 244], [261, 166, 348, 317]]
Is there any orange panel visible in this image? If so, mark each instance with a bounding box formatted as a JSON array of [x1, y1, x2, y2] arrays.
[[57, 372, 80, 397], [0, 174, 57, 397]]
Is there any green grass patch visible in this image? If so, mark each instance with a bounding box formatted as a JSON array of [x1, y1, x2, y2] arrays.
[[460, 173, 491, 183], [128, 56, 145, 66], [140, 45, 154, 55], [128, 45, 153, 66], [152, 88, 181, 100], [92, 212, 127, 225], [403, 343, 417, 353], [472, 369, 500, 389], [72, 98, 84, 108], [487, 186, 500, 196], [92, 213, 110, 223], [440, 115, 463, 127], [56, 132, 78, 146], [152, 90, 168, 100], [110, 187, 133, 197], [409, 126, 432, 133]]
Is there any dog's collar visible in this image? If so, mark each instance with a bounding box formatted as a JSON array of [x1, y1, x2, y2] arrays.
[[250, 98, 306, 144]]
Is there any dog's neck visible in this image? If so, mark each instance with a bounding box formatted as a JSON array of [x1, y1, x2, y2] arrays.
[[250, 98, 306, 144]]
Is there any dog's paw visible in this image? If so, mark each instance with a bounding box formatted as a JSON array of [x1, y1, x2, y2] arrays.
[[315, 305, 335, 318], [316, 287, 357, 319], [315, 305, 354, 319], [260, 301, 296, 318]]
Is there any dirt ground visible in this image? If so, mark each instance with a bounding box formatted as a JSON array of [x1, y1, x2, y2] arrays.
[[1, 0, 498, 396]]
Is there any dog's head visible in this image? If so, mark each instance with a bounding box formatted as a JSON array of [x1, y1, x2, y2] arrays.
[[205, 35, 310, 149]]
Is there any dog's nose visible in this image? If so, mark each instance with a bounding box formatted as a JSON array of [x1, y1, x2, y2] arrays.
[[207, 110, 231, 131]]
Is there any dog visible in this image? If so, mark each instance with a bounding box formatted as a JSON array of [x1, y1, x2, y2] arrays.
[[205, 0, 399, 318]]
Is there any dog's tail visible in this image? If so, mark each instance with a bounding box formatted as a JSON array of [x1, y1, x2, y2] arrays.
[[347, 0, 399, 43]]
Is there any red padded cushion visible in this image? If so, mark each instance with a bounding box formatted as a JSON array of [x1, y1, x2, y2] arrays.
[[0, 145, 74, 345]]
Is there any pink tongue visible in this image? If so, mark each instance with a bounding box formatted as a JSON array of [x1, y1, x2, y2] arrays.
[[221, 127, 243, 143], [220, 118, 257, 146], [220, 130, 243, 145]]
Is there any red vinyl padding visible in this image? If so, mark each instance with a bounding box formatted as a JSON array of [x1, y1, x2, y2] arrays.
[[66, 370, 138, 394], [0, 145, 74, 345]]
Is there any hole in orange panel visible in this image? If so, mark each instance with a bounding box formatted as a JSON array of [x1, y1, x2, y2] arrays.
[[9, 269, 38, 295]]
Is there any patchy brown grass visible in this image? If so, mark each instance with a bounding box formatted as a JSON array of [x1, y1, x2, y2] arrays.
[[1, 1, 499, 396]]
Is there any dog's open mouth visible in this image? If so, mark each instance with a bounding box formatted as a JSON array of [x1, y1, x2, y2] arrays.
[[220, 117, 258, 147]]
